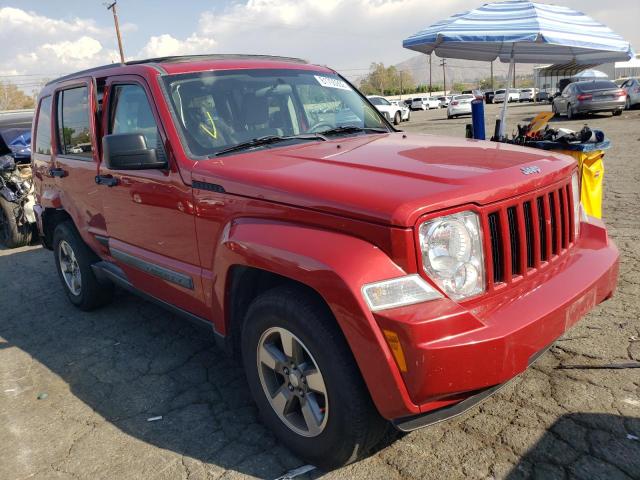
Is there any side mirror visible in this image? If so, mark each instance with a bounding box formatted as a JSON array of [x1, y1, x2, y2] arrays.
[[102, 133, 167, 170]]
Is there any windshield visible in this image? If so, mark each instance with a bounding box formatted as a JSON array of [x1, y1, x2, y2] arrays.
[[162, 69, 389, 157]]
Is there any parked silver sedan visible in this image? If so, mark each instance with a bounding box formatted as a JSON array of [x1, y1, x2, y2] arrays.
[[620, 78, 640, 109], [552, 80, 626, 119]]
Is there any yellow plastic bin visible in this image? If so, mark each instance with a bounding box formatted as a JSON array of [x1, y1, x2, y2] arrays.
[[526, 138, 610, 219]]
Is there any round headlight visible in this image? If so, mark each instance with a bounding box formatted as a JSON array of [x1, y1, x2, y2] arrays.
[[419, 211, 485, 300]]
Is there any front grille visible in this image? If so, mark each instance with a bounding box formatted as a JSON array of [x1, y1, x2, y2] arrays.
[[485, 179, 575, 287]]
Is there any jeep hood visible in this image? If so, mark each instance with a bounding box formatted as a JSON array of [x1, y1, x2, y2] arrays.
[[191, 132, 576, 227]]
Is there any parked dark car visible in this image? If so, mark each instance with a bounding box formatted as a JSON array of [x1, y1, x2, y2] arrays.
[[535, 91, 551, 103], [484, 90, 495, 104], [0, 110, 33, 164], [552, 80, 626, 119]]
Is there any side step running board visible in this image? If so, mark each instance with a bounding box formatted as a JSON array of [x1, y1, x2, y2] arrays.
[[91, 261, 227, 350]]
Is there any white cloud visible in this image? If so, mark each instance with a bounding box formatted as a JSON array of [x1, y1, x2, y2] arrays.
[[0, 7, 130, 91], [134, 0, 470, 75], [139, 33, 216, 58]]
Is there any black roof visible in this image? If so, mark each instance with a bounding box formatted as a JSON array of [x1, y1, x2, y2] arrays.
[[46, 54, 308, 86]]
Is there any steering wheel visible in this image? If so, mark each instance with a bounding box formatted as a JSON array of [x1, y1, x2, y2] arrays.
[[307, 121, 334, 133]]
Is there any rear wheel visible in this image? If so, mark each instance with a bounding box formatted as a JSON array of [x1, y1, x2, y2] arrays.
[[53, 221, 113, 311], [567, 103, 574, 120], [241, 286, 388, 470], [612, 109, 622, 116], [0, 197, 32, 248]]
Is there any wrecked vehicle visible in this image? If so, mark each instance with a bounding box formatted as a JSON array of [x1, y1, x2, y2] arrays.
[[0, 111, 36, 247], [33, 55, 619, 469]]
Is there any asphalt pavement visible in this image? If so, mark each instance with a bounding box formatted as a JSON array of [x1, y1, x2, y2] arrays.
[[1, 103, 639, 480]]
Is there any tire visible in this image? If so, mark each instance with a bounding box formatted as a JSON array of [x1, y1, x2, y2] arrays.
[[612, 109, 622, 117], [625, 97, 631, 110], [567, 104, 574, 120], [406, 111, 411, 122], [241, 286, 388, 470], [53, 221, 113, 311], [0, 197, 32, 248], [552, 103, 558, 117], [393, 112, 401, 125]]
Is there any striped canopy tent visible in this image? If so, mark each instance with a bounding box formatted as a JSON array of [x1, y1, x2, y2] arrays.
[[403, 0, 635, 138]]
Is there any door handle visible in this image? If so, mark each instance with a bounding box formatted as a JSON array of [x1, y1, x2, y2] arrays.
[[95, 174, 118, 187], [48, 167, 67, 178]]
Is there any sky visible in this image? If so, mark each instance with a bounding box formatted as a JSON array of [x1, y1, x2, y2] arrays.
[[1, 0, 639, 93]]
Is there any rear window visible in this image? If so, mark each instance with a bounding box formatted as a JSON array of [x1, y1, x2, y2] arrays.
[[577, 80, 617, 91], [35, 96, 52, 155], [56, 86, 93, 159], [496, 89, 505, 94]]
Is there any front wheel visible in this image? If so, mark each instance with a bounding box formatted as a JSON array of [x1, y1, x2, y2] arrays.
[[241, 287, 387, 470], [393, 112, 401, 125], [0, 197, 32, 248]]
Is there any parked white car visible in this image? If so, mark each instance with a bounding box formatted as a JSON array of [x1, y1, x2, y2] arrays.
[[493, 89, 520, 103], [519, 88, 537, 102], [389, 100, 411, 121], [437, 95, 453, 108], [410, 97, 440, 110], [366, 95, 405, 124], [447, 94, 475, 118]]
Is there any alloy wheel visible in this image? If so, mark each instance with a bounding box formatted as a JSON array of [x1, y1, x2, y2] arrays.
[[257, 326, 329, 437], [58, 239, 82, 296]]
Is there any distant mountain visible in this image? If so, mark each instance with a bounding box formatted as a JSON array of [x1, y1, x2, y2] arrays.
[[395, 54, 533, 87]]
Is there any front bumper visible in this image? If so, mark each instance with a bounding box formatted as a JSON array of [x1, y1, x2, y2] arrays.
[[372, 218, 618, 421]]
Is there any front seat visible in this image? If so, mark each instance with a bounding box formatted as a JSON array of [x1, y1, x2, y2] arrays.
[[240, 93, 283, 140]]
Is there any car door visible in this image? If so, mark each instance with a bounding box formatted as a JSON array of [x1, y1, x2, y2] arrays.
[[52, 79, 107, 254], [557, 84, 571, 113], [97, 77, 209, 318]]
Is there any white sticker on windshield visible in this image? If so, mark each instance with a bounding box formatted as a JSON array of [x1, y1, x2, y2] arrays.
[[314, 75, 351, 91]]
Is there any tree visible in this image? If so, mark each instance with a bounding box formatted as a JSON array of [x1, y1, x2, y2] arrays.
[[359, 63, 416, 96], [0, 82, 35, 111]]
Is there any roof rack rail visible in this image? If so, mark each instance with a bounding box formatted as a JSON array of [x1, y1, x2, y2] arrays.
[[45, 54, 309, 86], [126, 54, 309, 65]]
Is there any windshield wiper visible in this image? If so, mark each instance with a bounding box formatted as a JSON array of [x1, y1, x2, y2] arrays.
[[213, 133, 326, 157], [317, 125, 390, 137]]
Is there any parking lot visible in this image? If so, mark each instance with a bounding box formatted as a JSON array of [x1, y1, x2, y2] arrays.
[[1, 103, 639, 480]]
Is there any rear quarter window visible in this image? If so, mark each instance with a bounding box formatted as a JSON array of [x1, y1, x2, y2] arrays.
[[35, 96, 52, 155]]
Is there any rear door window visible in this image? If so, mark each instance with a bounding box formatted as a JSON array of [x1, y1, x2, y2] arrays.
[[56, 86, 93, 159], [35, 96, 52, 155]]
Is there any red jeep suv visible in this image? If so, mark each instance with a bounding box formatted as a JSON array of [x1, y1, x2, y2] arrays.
[[32, 54, 619, 469]]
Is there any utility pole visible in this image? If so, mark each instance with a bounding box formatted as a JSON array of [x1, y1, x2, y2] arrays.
[[400, 71, 403, 96], [106, 1, 125, 63], [440, 58, 447, 95], [513, 63, 516, 89], [429, 54, 432, 93]]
